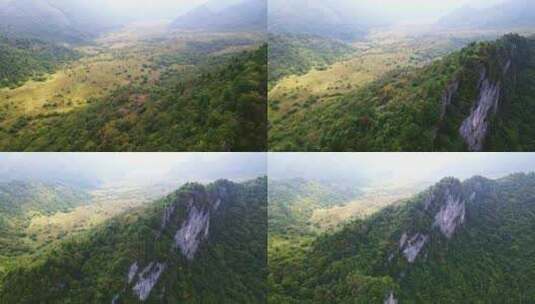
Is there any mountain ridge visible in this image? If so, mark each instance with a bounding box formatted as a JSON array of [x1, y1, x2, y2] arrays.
[[0, 177, 267, 303], [269, 173, 535, 303]]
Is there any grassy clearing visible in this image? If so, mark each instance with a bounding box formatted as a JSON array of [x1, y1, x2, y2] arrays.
[[0, 22, 263, 141], [268, 31, 476, 122]]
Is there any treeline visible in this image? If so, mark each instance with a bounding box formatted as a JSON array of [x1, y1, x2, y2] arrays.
[[0, 36, 79, 89], [268, 33, 355, 86]]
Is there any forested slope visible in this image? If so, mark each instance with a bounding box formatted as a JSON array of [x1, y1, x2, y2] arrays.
[[0, 45, 267, 152], [0, 178, 267, 303], [269, 34, 535, 152], [269, 173, 535, 303], [0, 36, 79, 89], [268, 33, 355, 86]]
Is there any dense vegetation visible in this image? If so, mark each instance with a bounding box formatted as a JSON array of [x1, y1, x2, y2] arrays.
[[268, 33, 355, 86], [0, 178, 267, 303], [0, 36, 79, 89], [269, 34, 535, 151], [269, 173, 535, 303], [0, 181, 90, 267], [268, 178, 360, 236], [0, 44, 267, 151]]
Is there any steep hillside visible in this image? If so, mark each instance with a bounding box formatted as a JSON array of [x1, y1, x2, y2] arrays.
[[269, 34, 535, 151], [0, 36, 79, 89], [268, 178, 360, 236], [438, 0, 535, 30], [0, 0, 117, 43], [0, 44, 267, 152], [268, 33, 355, 86], [269, 173, 535, 303], [172, 0, 267, 32], [0, 178, 267, 303]]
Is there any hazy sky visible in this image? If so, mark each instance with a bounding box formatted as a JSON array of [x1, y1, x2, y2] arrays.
[[269, 153, 535, 187], [354, 0, 507, 23], [0, 153, 266, 187], [102, 0, 243, 20]]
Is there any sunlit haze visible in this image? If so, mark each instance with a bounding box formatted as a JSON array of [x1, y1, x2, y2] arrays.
[[0, 153, 266, 187], [269, 153, 535, 187]]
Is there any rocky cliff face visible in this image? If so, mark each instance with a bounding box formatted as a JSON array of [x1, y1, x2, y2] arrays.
[[459, 70, 501, 151], [400, 233, 428, 263], [384, 291, 398, 304], [394, 176, 497, 266], [438, 34, 530, 151], [396, 178, 469, 263], [113, 182, 230, 302]]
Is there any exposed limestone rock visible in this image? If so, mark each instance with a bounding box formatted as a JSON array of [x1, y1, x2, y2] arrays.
[[174, 205, 211, 260], [111, 294, 119, 304], [433, 191, 466, 238], [384, 291, 398, 304], [459, 69, 501, 151], [160, 204, 177, 231], [399, 232, 408, 249], [401, 233, 428, 263], [127, 262, 139, 284], [132, 262, 166, 301]]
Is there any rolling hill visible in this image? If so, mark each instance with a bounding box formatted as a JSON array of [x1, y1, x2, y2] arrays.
[[269, 173, 535, 303], [0, 36, 79, 89], [171, 0, 267, 32], [269, 34, 535, 151], [0, 43, 267, 152], [268, 0, 388, 41], [0, 0, 117, 43], [0, 178, 267, 303], [268, 178, 360, 236], [0, 181, 91, 260], [268, 33, 355, 86], [438, 0, 535, 30]]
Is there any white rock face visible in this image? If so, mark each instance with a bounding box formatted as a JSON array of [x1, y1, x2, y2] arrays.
[[384, 292, 398, 304], [401, 233, 428, 263], [459, 71, 501, 151], [132, 262, 166, 301], [111, 294, 119, 304], [127, 262, 139, 284], [433, 193, 465, 238], [174, 205, 210, 260], [399, 233, 408, 249]]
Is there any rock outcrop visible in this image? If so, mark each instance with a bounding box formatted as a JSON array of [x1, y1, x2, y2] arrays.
[[174, 204, 211, 260], [127, 262, 139, 284], [384, 291, 398, 304], [433, 191, 466, 238], [400, 233, 428, 263], [132, 262, 166, 301], [114, 182, 232, 302], [459, 69, 501, 151], [456, 34, 530, 151]]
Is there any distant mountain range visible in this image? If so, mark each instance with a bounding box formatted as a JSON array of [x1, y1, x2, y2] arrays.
[[268, 0, 388, 41], [438, 0, 535, 30], [0, 0, 118, 43], [171, 0, 267, 32]]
